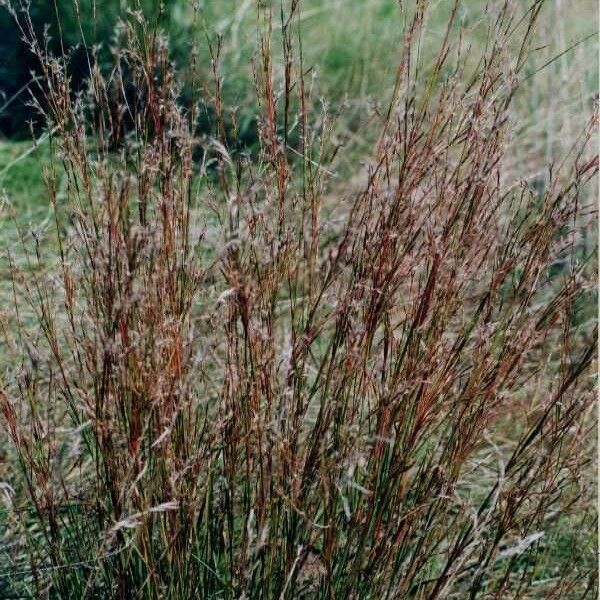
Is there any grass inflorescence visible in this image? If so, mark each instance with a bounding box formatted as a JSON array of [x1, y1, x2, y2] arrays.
[[0, 1, 597, 598]]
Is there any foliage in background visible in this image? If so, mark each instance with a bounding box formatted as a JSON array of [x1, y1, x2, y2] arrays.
[[0, 0, 187, 138], [1, 1, 596, 143]]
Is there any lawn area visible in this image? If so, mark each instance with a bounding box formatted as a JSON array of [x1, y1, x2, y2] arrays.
[[0, 139, 51, 218]]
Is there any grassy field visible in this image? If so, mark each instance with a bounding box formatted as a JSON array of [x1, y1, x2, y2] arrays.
[[1, 0, 597, 180], [0, 1, 597, 598]]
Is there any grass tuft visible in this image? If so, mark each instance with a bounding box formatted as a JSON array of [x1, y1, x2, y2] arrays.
[[0, 1, 596, 598]]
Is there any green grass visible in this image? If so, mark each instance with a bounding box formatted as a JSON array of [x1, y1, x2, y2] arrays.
[[0, 0, 597, 193], [0, 1, 596, 204], [0, 138, 55, 230]]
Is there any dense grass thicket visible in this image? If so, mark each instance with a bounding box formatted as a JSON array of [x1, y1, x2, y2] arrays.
[[0, 0, 597, 598]]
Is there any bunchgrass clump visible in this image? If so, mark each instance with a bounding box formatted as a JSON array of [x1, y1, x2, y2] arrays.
[[0, 1, 597, 598]]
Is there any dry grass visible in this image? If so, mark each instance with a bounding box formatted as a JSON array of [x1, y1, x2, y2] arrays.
[[0, 1, 597, 598]]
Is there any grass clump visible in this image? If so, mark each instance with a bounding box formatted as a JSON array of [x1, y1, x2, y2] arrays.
[[0, 1, 597, 598]]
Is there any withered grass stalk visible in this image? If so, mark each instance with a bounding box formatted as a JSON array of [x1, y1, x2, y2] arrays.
[[0, 1, 597, 598]]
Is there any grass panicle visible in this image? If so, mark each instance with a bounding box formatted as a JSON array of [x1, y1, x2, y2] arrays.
[[0, 0, 597, 598]]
